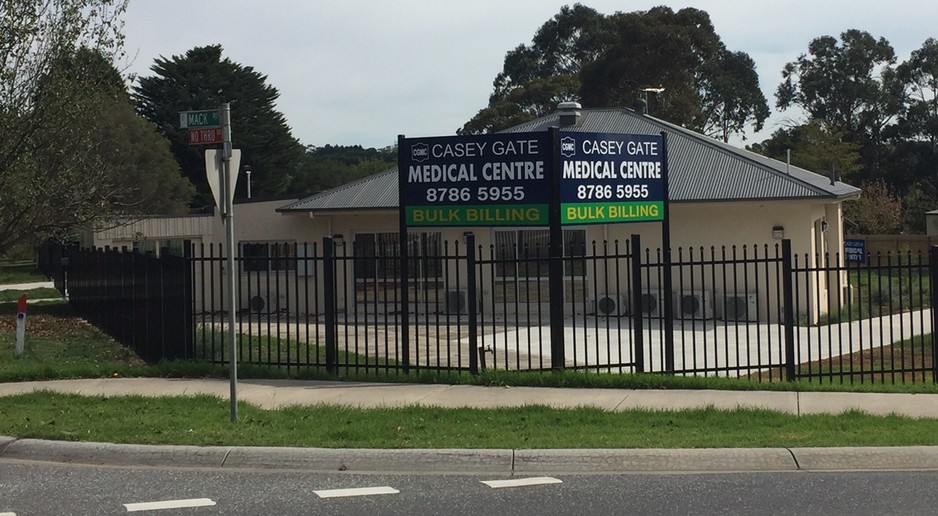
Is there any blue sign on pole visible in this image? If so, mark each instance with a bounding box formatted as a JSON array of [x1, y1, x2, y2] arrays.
[[400, 132, 551, 226], [559, 132, 665, 224], [844, 239, 866, 263]]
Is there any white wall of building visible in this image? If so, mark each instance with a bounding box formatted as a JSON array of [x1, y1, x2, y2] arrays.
[[85, 196, 849, 323]]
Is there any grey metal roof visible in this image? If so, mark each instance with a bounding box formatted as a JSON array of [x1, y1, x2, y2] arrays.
[[277, 168, 398, 212], [279, 107, 860, 213], [505, 108, 860, 201]]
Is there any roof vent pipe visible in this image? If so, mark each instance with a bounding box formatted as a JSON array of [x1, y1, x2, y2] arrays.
[[786, 149, 790, 175], [632, 98, 648, 115], [557, 101, 581, 126]]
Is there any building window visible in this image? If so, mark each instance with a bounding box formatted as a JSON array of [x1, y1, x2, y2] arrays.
[[240, 242, 296, 272], [353, 232, 442, 281], [494, 229, 586, 279], [158, 239, 190, 257]]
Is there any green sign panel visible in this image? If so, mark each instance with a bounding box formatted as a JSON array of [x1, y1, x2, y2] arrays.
[[405, 204, 547, 226], [561, 201, 663, 224], [179, 110, 220, 129]]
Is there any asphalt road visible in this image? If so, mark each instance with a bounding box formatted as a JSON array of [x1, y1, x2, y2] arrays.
[[3, 460, 938, 515]]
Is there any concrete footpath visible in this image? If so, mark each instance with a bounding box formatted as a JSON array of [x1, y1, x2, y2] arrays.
[[2, 378, 938, 473]]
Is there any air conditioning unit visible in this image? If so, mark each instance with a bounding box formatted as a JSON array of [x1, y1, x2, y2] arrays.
[[639, 289, 662, 317], [445, 289, 468, 315], [674, 290, 713, 320], [723, 292, 758, 322], [247, 294, 279, 314], [594, 294, 627, 316]]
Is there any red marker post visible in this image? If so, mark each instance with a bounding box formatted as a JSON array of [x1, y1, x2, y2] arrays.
[[15, 293, 27, 356]]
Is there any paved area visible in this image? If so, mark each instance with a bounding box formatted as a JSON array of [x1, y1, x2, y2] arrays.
[[2, 378, 938, 473], [0, 280, 54, 292], [2, 377, 938, 417]]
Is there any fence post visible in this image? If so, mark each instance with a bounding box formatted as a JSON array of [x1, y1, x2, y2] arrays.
[[630, 234, 644, 373], [548, 126, 565, 372], [782, 239, 796, 382], [660, 131, 675, 374], [185, 241, 195, 359], [466, 233, 479, 375], [930, 246, 938, 384], [323, 236, 338, 373]]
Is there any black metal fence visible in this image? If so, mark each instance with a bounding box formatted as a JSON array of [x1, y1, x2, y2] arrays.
[[42, 237, 938, 384], [47, 245, 193, 363], [37, 239, 67, 293]]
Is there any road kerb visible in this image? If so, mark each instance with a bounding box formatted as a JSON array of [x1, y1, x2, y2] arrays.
[[0, 438, 229, 468], [222, 447, 513, 473], [790, 446, 938, 471], [514, 448, 798, 473]]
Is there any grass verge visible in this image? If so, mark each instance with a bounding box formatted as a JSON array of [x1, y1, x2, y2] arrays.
[[0, 391, 935, 448], [0, 301, 148, 382], [0, 288, 62, 303], [0, 263, 47, 285]]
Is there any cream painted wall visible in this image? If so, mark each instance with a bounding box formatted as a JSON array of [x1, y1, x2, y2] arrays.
[[595, 200, 842, 323], [234, 199, 306, 242], [928, 211, 938, 236], [602, 200, 830, 257], [87, 197, 849, 322], [86, 199, 309, 252], [288, 199, 848, 322], [85, 214, 214, 252]]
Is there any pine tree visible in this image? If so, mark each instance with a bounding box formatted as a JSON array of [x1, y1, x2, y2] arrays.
[[133, 45, 303, 207]]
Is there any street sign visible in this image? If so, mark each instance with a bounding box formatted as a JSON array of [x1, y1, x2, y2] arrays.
[[205, 149, 241, 211], [845, 239, 866, 263], [179, 109, 220, 129], [188, 128, 223, 145]]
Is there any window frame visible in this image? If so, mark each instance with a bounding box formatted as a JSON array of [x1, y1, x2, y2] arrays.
[[352, 231, 444, 283], [492, 228, 587, 280], [239, 241, 297, 273]]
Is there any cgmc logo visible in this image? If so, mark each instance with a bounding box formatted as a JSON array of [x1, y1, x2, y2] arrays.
[[411, 142, 429, 163], [560, 136, 576, 158]]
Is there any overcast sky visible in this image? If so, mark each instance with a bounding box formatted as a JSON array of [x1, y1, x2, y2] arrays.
[[121, 1, 938, 149]]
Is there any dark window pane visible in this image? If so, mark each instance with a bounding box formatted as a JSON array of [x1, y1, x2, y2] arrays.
[[242, 243, 269, 272]]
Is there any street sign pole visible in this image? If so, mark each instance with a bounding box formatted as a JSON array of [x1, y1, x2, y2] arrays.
[[15, 293, 27, 356], [220, 102, 238, 422]]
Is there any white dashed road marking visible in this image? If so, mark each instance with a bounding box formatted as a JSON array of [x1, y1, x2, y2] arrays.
[[314, 486, 400, 499], [123, 498, 216, 512], [481, 477, 563, 489], [1, 511, 16, 516]]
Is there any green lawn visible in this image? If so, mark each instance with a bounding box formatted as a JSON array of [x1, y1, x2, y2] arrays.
[[0, 287, 62, 303], [816, 266, 932, 324], [4, 298, 938, 450], [0, 300, 151, 381], [0, 263, 47, 285], [0, 391, 935, 449]]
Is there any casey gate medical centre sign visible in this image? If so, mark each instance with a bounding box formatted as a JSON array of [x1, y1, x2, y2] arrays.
[[400, 131, 665, 227], [400, 133, 551, 226], [560, 133, 664, 224]]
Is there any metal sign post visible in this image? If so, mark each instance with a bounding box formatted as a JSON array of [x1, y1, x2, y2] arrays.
[[15, 293, 27, 356], [220, 103, 238, 422], [182, 104, 239, 421]]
